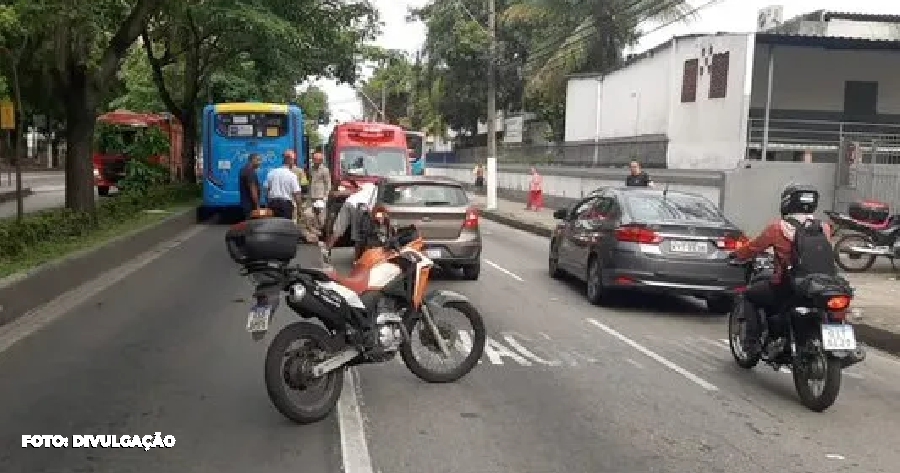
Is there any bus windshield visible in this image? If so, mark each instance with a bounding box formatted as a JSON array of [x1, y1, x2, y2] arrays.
[[339, 147, 407, 177]]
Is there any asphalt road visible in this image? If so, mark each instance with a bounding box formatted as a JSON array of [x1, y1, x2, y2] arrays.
[[1, 218, 899, 472], [0, 172, 69, 219]]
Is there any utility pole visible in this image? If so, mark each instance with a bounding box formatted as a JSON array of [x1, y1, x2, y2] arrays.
[[381, 84, 387, 122], [486, 0, 498, 210]]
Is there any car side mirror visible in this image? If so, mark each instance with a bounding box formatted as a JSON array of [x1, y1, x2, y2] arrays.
[[553, 209, 567, 220]]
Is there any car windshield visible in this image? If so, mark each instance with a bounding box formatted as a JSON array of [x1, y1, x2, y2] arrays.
[[382, 184, 468, 206], [624, 192, 725, 222], [339, 147, 407, 177]]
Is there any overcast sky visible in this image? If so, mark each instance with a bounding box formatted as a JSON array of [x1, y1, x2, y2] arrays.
[[312, 0, 900, 135]]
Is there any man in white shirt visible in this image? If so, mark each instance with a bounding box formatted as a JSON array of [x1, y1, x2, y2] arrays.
[[323, 182, 377, 253], [264, 154, 303, 219]]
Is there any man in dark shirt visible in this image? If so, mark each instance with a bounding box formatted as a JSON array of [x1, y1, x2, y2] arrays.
[[625, 160, 653, 187], [239, 153, 263, 219]]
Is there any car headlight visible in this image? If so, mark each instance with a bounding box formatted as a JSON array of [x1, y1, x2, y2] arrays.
[[337, 185, 347, 192]]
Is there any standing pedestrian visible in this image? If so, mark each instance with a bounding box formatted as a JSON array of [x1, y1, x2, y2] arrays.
[[473, 163, 485, 188], [239, 153, 262, 220], [263, 153, 303, 219], [626, 160, 654, 187], [308, 151, 332, 229], [525, 167, 543, 211]]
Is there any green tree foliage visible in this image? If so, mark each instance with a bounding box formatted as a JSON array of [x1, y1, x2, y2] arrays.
[[0, 0, 168, 213], [140, 0, 378, 181], [411, 0, 526, 136], [295, 85, 329, 148]]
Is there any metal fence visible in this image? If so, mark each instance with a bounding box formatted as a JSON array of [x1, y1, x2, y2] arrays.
[[744, 117, 900, 210], [426, 135, 668, 168]]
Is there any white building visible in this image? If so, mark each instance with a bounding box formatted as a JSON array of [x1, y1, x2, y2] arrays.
[[564, 10, 900, 169]]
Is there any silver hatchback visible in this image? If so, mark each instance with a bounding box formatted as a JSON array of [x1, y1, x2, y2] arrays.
[[368, 176, 482, 280]]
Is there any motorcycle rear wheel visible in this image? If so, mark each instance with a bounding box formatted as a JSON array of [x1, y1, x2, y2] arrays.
[[834, 234, 877, 272], [792, 349, 842, 412], [264, 322, 345, 424], [400, 300, 486, 383]]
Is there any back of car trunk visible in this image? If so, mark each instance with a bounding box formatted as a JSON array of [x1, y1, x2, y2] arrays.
[[386, 207, 468, 240], [380, 183, 470, 240]]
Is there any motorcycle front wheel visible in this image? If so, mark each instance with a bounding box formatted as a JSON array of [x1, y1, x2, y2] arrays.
[[834, 234, 877, 272], [792, 347, 842, 412], [264, 322, 345, 424], [728, 300, 761, 369], [400, 300, 486, 383]]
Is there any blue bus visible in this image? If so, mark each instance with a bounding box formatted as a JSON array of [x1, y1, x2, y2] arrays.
[[200, 103, 307, 218], [405, 130, 426, 175]]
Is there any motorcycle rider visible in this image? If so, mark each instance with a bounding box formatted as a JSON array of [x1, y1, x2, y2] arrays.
[[729, 183, 834, 354]]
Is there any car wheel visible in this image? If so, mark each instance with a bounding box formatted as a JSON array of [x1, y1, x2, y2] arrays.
[[462, 262, 480, 280], [706, 294, 734, 314], [549, 240, 563, 279], [585, 257, 606, 306]]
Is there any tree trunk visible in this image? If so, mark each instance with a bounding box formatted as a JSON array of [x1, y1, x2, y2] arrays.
[[181, 110, 198, 183], [63, 73, 98, 214]]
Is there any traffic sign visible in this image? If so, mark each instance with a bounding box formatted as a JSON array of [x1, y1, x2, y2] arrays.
[[0, 100, 14, 129]]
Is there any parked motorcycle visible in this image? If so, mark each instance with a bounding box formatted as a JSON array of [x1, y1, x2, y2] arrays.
[[825, 201, 900, 272], [226, 218, 486, 424], [727, 253, 865, 412]]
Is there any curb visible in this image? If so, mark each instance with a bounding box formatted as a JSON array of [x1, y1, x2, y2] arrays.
[[0, 188, 33, 204], [0, 206, 202, 327], [479, 207, 900, 359]]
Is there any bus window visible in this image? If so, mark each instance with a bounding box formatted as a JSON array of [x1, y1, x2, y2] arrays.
[[214, 113, 288, 138]]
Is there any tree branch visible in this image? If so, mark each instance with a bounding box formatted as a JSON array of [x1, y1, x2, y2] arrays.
[[141, 30, 184, 117], [98, 0, 168, 88]]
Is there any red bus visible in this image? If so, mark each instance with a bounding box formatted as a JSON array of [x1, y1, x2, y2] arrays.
[[321, 121, 411, 246]]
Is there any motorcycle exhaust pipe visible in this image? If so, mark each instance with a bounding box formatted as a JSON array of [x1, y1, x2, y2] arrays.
[[841, 246, 887, 256], [841, 347, 866, 368]]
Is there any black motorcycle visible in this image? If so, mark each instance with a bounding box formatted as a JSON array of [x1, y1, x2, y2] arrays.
[[825, 209, 900, 272], [226, 218, 486, 424], [727, 253, 866, 412]]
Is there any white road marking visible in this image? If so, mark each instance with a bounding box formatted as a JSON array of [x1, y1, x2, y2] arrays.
[[625, 358, 645, 369], [483, 259, 524, 281], [337, 368, 375, 473], [455, 330, 482, 364], [503, 334, 561, 366], [484, 337, 531, 365], [0, 225, 205, 355], [586, 318, 718, 391]]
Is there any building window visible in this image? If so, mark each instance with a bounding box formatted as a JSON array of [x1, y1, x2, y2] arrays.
[[708, 52, 729, 99], [844, 81, 878, 117], [681, 59, 698, 103]]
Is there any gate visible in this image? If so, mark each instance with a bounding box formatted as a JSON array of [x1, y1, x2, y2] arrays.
[[834, 134, 900, 212]]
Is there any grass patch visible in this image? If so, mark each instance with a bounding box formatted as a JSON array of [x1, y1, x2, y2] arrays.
[[0, 183, 200, 279]]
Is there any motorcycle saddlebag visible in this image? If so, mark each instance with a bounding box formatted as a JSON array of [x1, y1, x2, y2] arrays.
[[225, 217, 300, 265], [848, 200, 889, 224], [791, 273, 854, 310]]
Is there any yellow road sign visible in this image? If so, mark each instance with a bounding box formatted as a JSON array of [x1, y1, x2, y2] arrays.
[[0, 100, 14, 130]]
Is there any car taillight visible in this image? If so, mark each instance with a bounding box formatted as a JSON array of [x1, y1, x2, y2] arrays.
[[716, 235, 749, 250], [463, 207, 478, 230], [615, 225, 661, 244]]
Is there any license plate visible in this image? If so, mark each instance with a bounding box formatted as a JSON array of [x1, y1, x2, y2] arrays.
[[246, 305, 272, 333], [425, 249, 441, 259], [821, 324, 857, 350], [669, 240, 708, 253]]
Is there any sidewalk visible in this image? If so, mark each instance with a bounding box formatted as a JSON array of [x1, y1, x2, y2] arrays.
[[469, 192, 900, 356]]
